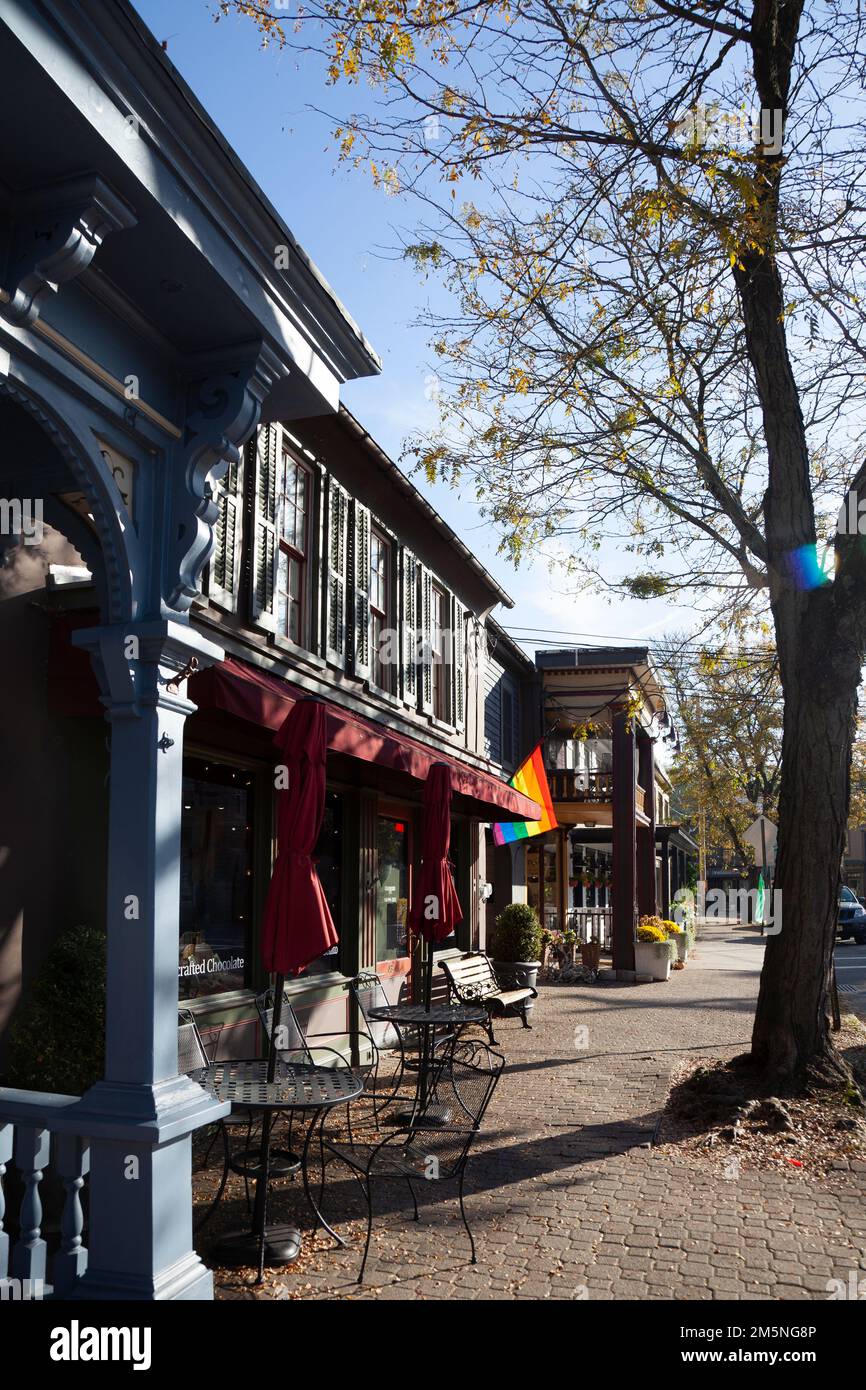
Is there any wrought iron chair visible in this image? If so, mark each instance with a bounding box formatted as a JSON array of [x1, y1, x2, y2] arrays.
[[255, 987, 358, 1070], [255, 987, 358, 1154], [178, 1009, 251, 1231], [349, 971, 408, 1123], [318, 1038, 505, 1282]]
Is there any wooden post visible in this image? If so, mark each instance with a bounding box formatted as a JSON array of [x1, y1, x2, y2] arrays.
[[660, 837, 671, 919], [558, 829, 569, 932]]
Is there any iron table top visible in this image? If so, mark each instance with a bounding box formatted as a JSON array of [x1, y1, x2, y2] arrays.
[[367, 1002, 486, 1027], [202, 1059, 365, 1111]]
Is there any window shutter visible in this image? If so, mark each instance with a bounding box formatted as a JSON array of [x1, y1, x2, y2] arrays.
[[209, 438, 247, 611], [350, 500, 372, 680], [251, 423, 279, 630], [419, 564, 434, 716], [452, 596, 466, 732], [325, 478, 349, 668], [400, 547, 418, 707]]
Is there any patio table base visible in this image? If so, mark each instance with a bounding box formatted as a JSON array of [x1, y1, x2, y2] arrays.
[[229, 1146, 301, 1181], [211, 1224, 302, 1269]]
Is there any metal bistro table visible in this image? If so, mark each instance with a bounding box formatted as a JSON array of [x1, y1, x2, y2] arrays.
[[204, 1058, 364, 1282], [366, 1001, 487, 1126]]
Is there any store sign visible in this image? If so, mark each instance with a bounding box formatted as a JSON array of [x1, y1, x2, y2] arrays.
[[178, 953, 244, 979]]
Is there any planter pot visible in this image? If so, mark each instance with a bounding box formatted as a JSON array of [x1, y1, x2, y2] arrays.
[[580, 941, 602, 971], [634, 940, 672, 982], [493, 959, 540, 1016], [673, 933, 688, 963]]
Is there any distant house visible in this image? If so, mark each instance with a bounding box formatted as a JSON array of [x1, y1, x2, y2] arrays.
[[533, 647, 696, 973]]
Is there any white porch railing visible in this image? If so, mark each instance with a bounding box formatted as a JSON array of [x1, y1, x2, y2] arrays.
[[0, 1090, 89, 1298], [544, 908, 613, 951]]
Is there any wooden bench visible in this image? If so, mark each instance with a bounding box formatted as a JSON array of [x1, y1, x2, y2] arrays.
[[440, 951, 537, 1044]]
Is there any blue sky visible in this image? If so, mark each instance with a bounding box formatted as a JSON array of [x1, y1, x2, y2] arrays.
[[133, 0, 691, 652]]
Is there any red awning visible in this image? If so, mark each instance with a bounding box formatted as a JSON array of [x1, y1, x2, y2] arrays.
[[190, 656, 541, 824]]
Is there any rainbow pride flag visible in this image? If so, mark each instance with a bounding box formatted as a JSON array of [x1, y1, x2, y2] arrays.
[[492, 742, 558, 845]]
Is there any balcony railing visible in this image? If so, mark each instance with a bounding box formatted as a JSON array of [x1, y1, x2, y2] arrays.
[[547, 769, 613, 802], [0, 1090, 89, 1298], [547, 769, 649, 816]]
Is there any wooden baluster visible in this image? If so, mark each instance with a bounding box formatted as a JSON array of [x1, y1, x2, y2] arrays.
[[0, 1122, 11, 1280], [53, 1134, 90, 1294], [11, 1126, 50, 1285]]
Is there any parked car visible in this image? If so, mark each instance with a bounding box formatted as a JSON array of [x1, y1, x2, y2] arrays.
[[838, 885, 866, 944]]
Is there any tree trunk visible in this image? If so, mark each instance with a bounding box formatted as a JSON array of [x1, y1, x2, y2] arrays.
[[750, 648, 856, 1088]]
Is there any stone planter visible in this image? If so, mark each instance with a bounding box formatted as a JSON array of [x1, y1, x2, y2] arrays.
[[634, 940, 673, 981], [672, 933, 688, 963], [493, 959, 540, 1016]]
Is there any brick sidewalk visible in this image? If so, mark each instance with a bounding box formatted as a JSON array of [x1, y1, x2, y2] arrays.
[[209, 921, 866, 1300]]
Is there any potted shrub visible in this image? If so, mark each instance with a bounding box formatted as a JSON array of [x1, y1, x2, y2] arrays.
[[4, 923, 105, 1239], [489, 903, 542, 1015], [634, 918, 675, 981]]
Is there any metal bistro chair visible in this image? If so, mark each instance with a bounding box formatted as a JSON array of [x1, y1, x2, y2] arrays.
[[255, 987, 358, 1150], [352, 971, 459, 1125], [178, 1008, 254, 1231], [349, 972, 409, 1125], [319, 1038, 505, 1283]]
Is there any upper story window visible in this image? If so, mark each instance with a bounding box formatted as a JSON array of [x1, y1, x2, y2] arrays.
[[370, 527, 392, 691], [431, 582, 448, 721], [277, 451, 311, 646]]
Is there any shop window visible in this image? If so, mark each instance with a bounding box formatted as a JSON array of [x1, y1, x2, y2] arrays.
[[297, 790, 343, 978], [179, 757, 252, 1000], [376, 816, 409, 961]]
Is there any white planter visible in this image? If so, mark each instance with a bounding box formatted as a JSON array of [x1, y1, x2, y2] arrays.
[[672, 933, 688, 963], [634, 940, 672, 981]]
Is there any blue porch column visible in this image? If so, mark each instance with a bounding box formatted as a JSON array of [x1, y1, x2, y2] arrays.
[[65, 620, 230, 1300]]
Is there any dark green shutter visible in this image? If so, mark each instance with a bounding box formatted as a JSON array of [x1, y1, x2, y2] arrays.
[[325, 478, 349, 668], [351, 500, 372, 680], [419, 564, 433, 716], [400, 547, 418, 706], [209, 438, 247, 610], [251, 423, 279, 629]]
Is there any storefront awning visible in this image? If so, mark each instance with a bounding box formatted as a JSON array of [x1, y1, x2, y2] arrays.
[[191, 656, 541, 824]]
